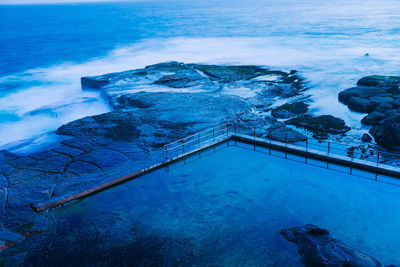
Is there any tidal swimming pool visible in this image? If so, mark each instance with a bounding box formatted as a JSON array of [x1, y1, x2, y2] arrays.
[[19, 143, 400, 266]]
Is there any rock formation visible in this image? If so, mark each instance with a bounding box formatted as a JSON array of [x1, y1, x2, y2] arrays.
[[280, 224, 385, 267]]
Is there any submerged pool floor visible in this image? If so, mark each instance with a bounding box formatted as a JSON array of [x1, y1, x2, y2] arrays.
[[13, 144, 400, 265]]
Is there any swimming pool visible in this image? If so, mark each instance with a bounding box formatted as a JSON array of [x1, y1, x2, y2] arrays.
[[10, 143, 400, 266]]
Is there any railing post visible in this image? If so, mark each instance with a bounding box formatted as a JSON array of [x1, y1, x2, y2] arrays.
[[213, 128, 215, 142], [269, 130, 272, 154], [327, 142, 330, 154], [182, 140, 185, 153], [253, 127, 256, 151], [285, 133, 288, 146], [165, 145, 168, 160], [377, 151, 380, 166], [234, 122, 237, 146], [306, 138, 308, 150]]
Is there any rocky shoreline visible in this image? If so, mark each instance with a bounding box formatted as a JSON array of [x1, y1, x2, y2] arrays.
[[339, 75, 400, 149], [0, 61, 399, 265]]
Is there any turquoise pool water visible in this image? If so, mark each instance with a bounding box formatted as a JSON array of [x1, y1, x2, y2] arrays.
[[16, 143, 400, 265]]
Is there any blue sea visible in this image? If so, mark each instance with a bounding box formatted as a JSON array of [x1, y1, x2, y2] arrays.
[[1, 0, 400, 147]]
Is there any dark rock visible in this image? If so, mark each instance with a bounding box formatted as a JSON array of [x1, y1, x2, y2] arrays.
[[286, 115, 350, 139], [392, 98, 400, 108], [370, 120, 400, 147], [271, 102, 309, 119], [376, 103, 393, 113], [271, 109, 292, 119], [369, 96, 394, 106], [385, 111, 400, 122], [348, 97, 377, 113], [361, 111, 386, 125], [338, 86, 387, 105], [362, 133, 373, 142], [357, 75, 400, 88], [266, 122, 307, 142], [190, 64, 270, 82], [280, 224, 384, 267], [81, 76, 109, 89]]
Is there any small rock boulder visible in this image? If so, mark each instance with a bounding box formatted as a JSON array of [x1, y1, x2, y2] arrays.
[[376, 102, 393, 113], [266, 121, 307, 142], [361, 111, 386, 125], [271, 102, 309, 119], [362, 133, 373, 142], [370, 119, 400, 147], [280, 224, 384, 267], [348, 96, 377, 113], [286, 115, 350, 139]]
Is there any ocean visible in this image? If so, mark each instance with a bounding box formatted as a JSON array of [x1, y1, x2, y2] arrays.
[[1, 0, 400, 148]]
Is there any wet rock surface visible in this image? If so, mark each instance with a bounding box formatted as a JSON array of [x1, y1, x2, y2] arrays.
[[280, 224, 385, 267], [82, 61, 306, 109], [339, 75, 400, 147], [286, 115, 350, 139], [271, 101, 309, 119]]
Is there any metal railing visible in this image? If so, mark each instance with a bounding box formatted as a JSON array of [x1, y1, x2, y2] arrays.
[[252, 128, 400, 167], [162, 123, 230, 160], [162, 122, 400, 170]]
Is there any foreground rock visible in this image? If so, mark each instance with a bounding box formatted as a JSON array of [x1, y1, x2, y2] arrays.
[[280, 224, 384, 267], [286, 115, 350, 139], [338, 75, 400, 147]]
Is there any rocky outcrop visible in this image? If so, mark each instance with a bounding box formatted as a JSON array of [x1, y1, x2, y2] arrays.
[[286, 115, 350, 139], [338, 75, 400, 147], [81, 62, 306, 109], [271, 101, 309, 119], [280, 224, 384, 267]]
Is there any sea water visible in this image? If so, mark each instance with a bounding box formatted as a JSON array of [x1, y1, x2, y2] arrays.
[[14, 144, 400, 265], [1, 0, 400, 146]]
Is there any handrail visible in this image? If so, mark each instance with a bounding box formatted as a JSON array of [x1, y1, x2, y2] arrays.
[[165, 123, 229, 147], [163, 123, 230, 160], [161, 121, 400, 167]]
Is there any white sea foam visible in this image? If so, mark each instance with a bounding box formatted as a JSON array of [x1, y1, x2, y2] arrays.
[[1, 36, 400, 147]]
